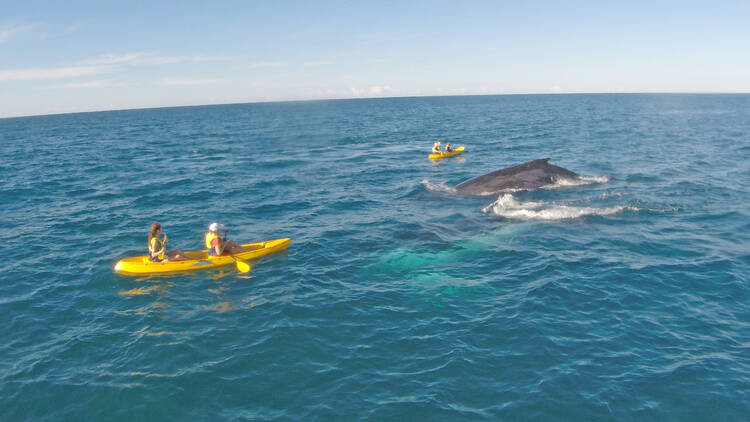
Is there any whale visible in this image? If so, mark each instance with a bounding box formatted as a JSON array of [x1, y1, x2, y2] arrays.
[[455, 158, 580, 195]]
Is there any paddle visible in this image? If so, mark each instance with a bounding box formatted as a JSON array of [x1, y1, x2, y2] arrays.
[[232, 256, 251, 273], [161, 234, 168, 260], [224, 230, 250, 273]]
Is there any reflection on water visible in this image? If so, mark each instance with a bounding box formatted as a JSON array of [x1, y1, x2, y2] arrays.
[[119, 285, 160, 296], [117, 265, 263, 318], [113, 301, 169, 316], [205, 301, 235, 313]]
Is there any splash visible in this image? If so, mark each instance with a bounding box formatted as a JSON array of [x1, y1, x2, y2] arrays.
[[482, 193, 631, 220], [598, 191, 625, 199], [541, 175, 610, 190]]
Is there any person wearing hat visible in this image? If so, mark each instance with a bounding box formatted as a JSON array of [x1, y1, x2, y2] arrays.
[[148, 222, 185, 262], [432, 141, 442, 154], [205, 222, 245, 256]]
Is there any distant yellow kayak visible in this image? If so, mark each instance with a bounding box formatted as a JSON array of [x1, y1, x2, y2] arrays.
[[114, 238, 291, 275], [429, 146, 465, 160]]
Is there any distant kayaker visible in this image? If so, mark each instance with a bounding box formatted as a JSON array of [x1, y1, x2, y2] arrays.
[[445, 143, 453, 152], [148, 223, 185, 261], [432, 141, 442, 154], [205, 222, 245, 256]]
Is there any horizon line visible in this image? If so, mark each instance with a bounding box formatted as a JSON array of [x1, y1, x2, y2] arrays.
[[3, 91, 750, 120]]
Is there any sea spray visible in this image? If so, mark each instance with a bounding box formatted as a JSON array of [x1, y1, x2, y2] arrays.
[[483, 193, 630, 220]]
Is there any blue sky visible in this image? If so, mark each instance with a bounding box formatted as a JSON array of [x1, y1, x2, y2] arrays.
[[1, 0, 749, 117]]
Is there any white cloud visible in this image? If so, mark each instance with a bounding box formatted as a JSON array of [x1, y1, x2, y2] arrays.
[[159, 77, 224, 86], [79, 52, 183, 66], [79, 52, 234, 67], [315, 88, 337, 97], [149, 55, 185, 65], [78, 53, 145, 65], [0, 65, 113, 81], [62, 80, 134, 88], [303, 60, 333, 67], [65, 21, 83, 34], [0, 50, 211, 83], [349, 85, 396, 97], [191, 54, 240, 62], [248, 61, 287, 69], [0, 24, 36, 43], [63, 80, 110, 88], [369, 85, 395, 95]]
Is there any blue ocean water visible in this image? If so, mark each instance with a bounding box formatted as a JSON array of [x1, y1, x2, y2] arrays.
[[1, 94, 749, 420]]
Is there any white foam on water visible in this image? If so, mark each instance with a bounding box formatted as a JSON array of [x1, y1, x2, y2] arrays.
[[482, 193, 632, 220], [476, 187, 525, 196], [541, 175, 610, 190], [598, 191, 625, 199]]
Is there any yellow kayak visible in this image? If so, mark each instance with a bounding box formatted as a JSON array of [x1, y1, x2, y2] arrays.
[[114, 238, 291, 275], [428, 146, 465, 159]]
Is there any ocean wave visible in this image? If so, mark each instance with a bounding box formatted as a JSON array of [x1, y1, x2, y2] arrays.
[[4, 95, 749, 421], [482, 193, 632, 220]]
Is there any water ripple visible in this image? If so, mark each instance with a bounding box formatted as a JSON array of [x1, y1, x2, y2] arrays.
[[2, 95, 750, 420]]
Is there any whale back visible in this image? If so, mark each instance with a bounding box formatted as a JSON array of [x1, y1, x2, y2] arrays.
[[455, 158, 578, 195]]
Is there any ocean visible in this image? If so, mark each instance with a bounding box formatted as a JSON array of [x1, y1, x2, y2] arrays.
[[2, 94, 749, 420]]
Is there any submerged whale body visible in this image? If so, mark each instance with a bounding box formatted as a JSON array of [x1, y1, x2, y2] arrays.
[[455, 158, 579, 195]]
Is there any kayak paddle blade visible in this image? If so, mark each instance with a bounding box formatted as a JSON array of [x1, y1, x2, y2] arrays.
[[235, 260, 251, 273]]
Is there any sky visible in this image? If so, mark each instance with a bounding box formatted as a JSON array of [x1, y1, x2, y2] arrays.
[[1, 0, 749, 118]]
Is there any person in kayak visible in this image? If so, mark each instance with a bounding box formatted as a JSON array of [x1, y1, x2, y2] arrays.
[[432, 141, 442, 154], [445, 143, 453, 152], [148, 223, 185, 262], [205, 222, 245, 256]]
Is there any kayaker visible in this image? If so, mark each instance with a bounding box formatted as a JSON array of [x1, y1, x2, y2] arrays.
[[205, 222, 245, 256], [148, 223, 185, 262], [445, 143, 453, 152], [432, 141, 442, 154]]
